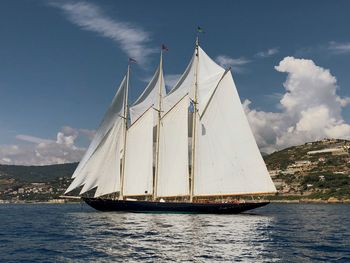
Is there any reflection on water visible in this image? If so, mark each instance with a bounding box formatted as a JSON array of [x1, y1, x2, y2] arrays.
[[0, 203, 349, 262], [66, 211, 274, 262]]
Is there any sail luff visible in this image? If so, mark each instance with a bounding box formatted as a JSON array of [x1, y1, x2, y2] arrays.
[[153, 50, 164, 200], [190, 38, 199, 202], [119, 63, 130, 200]]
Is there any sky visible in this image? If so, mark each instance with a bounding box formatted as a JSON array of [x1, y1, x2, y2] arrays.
[[1, 0, 350, 165]]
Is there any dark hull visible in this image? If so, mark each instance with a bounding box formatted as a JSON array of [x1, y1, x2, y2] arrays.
[[83, 197, 269, 214]]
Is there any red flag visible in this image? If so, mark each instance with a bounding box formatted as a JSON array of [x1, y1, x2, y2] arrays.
[[161, 44, 169, 52]]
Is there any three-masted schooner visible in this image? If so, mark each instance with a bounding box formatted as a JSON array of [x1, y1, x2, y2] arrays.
[[64, 39, 277, 213]]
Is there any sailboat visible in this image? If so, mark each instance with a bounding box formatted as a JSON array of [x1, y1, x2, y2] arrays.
[[64, 38, 277, 213]]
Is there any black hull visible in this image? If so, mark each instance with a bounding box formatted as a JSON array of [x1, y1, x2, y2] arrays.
[[83, 197, 269, 214]]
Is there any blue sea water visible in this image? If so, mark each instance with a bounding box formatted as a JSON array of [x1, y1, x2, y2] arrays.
[[0, 203, 349, 262]]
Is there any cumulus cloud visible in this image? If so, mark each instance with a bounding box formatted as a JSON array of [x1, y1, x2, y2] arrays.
[[49, 1, 155, 64], [215, 55, 250, 73], [0, 126, 94, 165], [244, 56, 350, 153], [256, 48, 279, 58]]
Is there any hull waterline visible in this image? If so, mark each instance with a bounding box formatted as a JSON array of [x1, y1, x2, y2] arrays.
[[82, 197, 270, 214]]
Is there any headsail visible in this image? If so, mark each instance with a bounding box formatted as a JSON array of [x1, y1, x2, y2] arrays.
[[65, 76, 127, 197]]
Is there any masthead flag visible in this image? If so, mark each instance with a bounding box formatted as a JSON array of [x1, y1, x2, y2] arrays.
[[197, 26, 204, 33], [161, 44, 169, 52]]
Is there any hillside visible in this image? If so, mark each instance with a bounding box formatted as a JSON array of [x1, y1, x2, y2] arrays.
[[0, 139, 350, 202], [0, 163, 77, 202], [264, 138, 350, 200]]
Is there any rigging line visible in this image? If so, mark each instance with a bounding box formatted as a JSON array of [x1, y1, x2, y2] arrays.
[[199, 67, 231, 120], [160, 93, 189, 120], [127, 105, 154, 129]]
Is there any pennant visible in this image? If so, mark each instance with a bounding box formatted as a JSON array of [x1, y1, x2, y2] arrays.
[[128, 58, 137, 63]]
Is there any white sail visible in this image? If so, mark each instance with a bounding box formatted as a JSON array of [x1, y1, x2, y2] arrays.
[[194, 71, 277, 196], [157, 95, 190, 197], [196, 47, 225, 113], [65, 76, 126, 195], [163, 46, 224, 114], [123, 108, 154, 196], [129, 65, 165, 124], [162, 55, 195, 114], [79, 121, 123, 197]]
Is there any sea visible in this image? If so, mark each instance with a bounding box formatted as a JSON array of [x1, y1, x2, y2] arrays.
[[0, 203, 349, 262]]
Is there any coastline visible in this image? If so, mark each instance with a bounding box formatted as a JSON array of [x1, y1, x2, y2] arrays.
[[1, 198, 350, 205]]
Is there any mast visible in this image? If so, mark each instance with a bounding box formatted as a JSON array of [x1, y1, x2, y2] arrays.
[[153, 49, 164, 200], [190, 37, 199, 202], [119, 63, 131, 200]]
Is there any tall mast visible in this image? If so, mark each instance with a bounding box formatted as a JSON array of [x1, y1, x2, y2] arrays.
[[119, 62, 131, 200], [190, 37, 199, 202], [153, 49, 164, 200]]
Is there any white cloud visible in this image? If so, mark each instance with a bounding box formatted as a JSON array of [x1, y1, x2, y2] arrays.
[[215, 55, 250, 73], [16, 135, 53, 144], [50, 1, 155, 64], [244, 56, 350, 153], [0, 126, 95, 165], [256, 48, 279, 58], [328, 41, 350, 54]]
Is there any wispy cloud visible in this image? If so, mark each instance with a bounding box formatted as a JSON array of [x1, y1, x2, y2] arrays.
[[328, 41, 350, 54], [215, 55, 250, 73], [49, 1, 155, 64], [256, 48, 279, 58], [16, 134, 53, 144]]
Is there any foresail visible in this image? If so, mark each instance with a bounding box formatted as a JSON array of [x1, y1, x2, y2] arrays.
[[123, 108, 154, 196], [129, 65, 165, 124], [157, 95, 189, 197], [65, 76, 126, 195], [194, 72, 277, 196]]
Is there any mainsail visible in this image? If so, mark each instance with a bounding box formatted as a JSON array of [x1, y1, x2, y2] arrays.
[[65, 42, 276, 200]]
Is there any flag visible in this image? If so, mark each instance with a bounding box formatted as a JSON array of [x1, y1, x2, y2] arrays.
[[161, 44, 168, 52], [129, 58, 137, 63], [197, 26, 204, 33]]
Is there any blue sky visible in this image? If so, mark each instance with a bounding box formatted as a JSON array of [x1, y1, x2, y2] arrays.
[[1, 0, 350, 164]]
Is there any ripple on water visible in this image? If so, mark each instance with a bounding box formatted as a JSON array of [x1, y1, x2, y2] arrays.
[[0, 203, 350, 262]]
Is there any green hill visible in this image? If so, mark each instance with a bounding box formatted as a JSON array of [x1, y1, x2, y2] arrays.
[[0, 163, 77, 183], [264, 139, 350, 201]]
